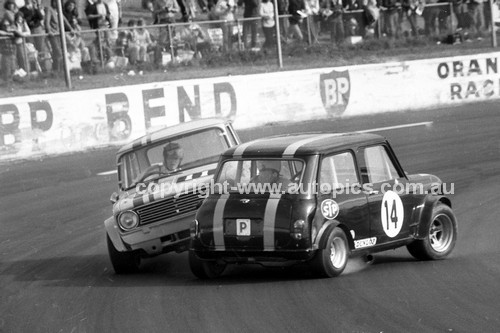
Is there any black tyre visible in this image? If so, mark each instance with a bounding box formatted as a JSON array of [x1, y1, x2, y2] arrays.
[[107, 234, 141, 274], [311, 227, 349, 278], [407, 203, 457, 260], [189, 251, 226, 279]]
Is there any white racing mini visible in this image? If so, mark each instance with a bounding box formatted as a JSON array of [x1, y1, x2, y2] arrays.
[[105, 118, 240, 274]]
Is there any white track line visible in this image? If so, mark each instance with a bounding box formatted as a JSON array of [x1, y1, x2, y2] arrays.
[[97, 170, 117, 176], [356, 121, 433, 133], [96, 121, 433, 176]]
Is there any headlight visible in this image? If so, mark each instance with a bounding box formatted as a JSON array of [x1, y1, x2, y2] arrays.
[[118, 211, 139, 230]]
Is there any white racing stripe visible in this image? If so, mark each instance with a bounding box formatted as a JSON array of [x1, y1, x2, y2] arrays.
[[282, 133, 340, 156], [233, 138, 266, 157], [263, 193, 282, 251], [213, 194, 229, 250], [356, 121, 433, 133]]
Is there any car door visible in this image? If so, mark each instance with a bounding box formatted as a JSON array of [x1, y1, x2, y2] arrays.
[[316, 151, 371, 244], [357, 144, 414, 245]]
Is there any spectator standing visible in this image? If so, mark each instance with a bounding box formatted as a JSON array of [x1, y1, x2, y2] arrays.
[[0, 19, 17, 84], [402, 0, 422, 36], [13, 11, 30, 71], [103, 0, 121, 39], [85, 0, 110, 36], [323, 0, 344, 44], [19, 0, 46, 57], [148, 0, 180, 24], [288, 0, 306, 41], [44, 0, 65, 71], [381, 0, 400, 37], [437, 0, 450, 32], [423, 0, 441, 36], [259, 0, 275, 49], [305, 0, 320, 43], [276, 0, 289, 41], [467, 0, 484, 38], [63, 0, 80, 31], [147, 0, 180, 47], [363, 0, 380, 36], [451, 0, 466, 29], [238, 0, 260, 49], [3, 0, 19, 25], [214, 0, 236, 51]]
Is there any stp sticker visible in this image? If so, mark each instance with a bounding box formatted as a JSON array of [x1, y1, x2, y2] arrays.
[[321, 199, 339, 220], [380, 190, 404, 238]]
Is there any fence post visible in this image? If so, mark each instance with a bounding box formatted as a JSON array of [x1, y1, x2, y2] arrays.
[[168, 24, 175, 63], [306, 15, 312, 45], [57, 0, 72, 89], [274, 5, 283, 69], [22, 37, 31, 77], [490, 0, 497, 47], [236, 18, 243, 51], [448, 2, 453, 35], [97, 30, 104, 68], [377, 9, 382, 38]]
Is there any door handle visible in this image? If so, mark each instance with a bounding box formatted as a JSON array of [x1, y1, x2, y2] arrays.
[[368, 190, 379, 195]]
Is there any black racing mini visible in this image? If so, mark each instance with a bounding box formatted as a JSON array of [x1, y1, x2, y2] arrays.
[[189, 132, 458, 278]]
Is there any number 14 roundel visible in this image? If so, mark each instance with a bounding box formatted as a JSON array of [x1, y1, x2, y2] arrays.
[[381, 190, 404, 238]]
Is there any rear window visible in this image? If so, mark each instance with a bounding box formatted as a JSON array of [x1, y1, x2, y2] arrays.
[[215, 159, 304, 193]]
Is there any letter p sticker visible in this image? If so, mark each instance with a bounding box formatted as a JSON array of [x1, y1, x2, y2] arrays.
[[236, 218, 251, 236]]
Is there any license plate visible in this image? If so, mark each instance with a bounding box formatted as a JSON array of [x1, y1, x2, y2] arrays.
[[236, 219, 251, 236]]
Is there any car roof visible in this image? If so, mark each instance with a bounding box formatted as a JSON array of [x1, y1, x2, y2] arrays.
[[223, 132, 385, 157], [117, 118, 231, 158]]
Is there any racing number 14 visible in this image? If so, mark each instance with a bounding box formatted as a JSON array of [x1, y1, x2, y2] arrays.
[[384, 199, 398, 230]]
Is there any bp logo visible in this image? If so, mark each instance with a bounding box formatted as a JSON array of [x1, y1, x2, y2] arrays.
[[319, 70, 351, 117]]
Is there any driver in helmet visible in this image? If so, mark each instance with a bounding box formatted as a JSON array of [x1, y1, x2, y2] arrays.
[[162, 142, 184, 173], [134, 142, 184, 184], [251, 160, 291, 188]]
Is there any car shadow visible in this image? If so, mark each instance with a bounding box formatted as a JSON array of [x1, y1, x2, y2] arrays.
[[0, 251, 460, 287]]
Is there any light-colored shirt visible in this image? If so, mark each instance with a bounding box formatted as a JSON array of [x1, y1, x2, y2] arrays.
[[259, 1, 275, 27]]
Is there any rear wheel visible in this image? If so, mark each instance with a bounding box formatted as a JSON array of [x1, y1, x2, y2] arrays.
[[311, 227, 349, 278], [407, 203, 457, 260], [107, 235, 141, 274], [189, 251, 226, 279]]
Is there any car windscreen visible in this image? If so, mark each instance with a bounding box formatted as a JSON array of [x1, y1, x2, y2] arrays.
[[215, 159, 305, 194], [119, 128, 228, 190]]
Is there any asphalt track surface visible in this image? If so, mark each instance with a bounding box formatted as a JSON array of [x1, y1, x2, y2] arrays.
[[1, 101, 499, 333]]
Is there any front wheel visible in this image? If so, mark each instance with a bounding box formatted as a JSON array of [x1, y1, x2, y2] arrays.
[[407, 203, 457, 260], [311, 227, 349, 278], [189, 251, 226, 279], [107, 234, 141, 274]]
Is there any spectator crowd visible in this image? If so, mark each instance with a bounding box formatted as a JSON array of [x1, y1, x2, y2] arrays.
[[0, 0, 497, 85]]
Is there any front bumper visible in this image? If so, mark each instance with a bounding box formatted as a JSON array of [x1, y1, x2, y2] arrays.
[[108, 212, 194, 256]]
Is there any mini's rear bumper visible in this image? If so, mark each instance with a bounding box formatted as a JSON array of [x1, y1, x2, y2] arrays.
[[190, 247, 316, 265]]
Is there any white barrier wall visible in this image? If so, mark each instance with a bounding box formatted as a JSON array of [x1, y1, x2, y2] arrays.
[[1, 51, 499, 160]]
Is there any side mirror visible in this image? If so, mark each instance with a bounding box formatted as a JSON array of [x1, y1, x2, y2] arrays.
[[110, 192, 119, 204]]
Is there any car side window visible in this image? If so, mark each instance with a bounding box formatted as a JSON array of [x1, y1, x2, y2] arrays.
[[363, 145, 399, 183], [320, 152, 358, 190]]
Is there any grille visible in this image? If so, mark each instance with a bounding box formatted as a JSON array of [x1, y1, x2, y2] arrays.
[[135, 190, 202, 225]]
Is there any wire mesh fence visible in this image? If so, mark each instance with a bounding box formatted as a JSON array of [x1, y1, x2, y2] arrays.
[[0, 0, 498, 88]]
